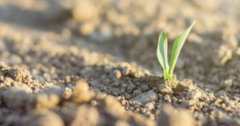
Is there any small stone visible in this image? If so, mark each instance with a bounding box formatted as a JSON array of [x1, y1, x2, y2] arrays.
[[113, 69, 122, 79], [158, 84, 173, 94], [132, 89, 142, 97], [0, 62, 9, 70], [182, 100, 197, 107], [218, 45, 232, 65], [5, 67, 32, 83], [121, 67, 130, 76], [217, 90, 228, 97], [186, 89, 202, 100], [145, 75, 162, 86], [95, 92, 107, 100], [145, 103, 155, 110], [174, 80, 195, 92], [63, 87, 72, 99], [131, 90, 158, 104], [64, 76, 71, 83], [163, 95, 172, 103], [220, 79, 233, 90], [171, 96, 177, 103]]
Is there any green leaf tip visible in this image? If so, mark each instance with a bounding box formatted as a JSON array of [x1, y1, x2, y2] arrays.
[[156, 21, 195, 80], [157, 32, 169, 73]]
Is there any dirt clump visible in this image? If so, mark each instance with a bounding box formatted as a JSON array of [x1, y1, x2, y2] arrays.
[[157, 104, 196, 126], [70, 105, 99, 126], [71, 80, 94, 104], [5, 110, 64, 126], [35, 93, 60, 110]]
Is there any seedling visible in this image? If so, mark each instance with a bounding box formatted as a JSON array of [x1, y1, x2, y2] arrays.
[[157, 22, 195, 80]]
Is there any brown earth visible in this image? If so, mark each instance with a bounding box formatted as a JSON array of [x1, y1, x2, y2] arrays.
[[0, 0, 240, 126]]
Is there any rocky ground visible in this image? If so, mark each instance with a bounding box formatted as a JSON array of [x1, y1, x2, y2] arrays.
[[0, 0, 240, 126]]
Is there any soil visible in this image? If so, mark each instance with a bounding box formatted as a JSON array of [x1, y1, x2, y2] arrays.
[[0, 0, 240, 126]]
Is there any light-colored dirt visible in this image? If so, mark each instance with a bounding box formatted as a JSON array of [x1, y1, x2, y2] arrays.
[[0, 0, 240, 126]]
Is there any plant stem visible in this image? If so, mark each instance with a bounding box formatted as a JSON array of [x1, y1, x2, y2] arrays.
[[163, 71, 172, 80]]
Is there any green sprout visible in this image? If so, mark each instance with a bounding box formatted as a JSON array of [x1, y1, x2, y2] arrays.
[[157, 22, 195, 80]]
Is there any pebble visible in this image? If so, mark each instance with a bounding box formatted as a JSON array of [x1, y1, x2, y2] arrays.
[[220, 79, 233, 90], [163, 95, 172, 103], [158, 84, 173, 94], [132, 89, 142, 96], [6, 67, 32, 83], [145, 103, 155, 110], [131, 90, 157, 104], [174, 80, 194, 92], [140, 85, 149, 92], [186, 89, 202, 100], [121, 67, 130, 76], [113, 69, 122, 79]]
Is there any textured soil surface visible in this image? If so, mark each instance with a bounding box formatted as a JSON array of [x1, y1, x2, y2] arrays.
[[0, 0, 240, 126]]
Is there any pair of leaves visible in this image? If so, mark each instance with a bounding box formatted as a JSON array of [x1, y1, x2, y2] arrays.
[[157, 22, 195, 80]]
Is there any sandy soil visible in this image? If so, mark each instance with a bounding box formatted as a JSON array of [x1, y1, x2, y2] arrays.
[[0, 0, 240, 126]]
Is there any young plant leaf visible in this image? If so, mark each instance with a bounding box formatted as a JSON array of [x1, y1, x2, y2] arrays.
[[157, 32, 169, 76], [169, 22, 195, 76]]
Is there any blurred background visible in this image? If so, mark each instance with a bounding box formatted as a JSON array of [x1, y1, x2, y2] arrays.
[[0, 0, 240, 85]]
